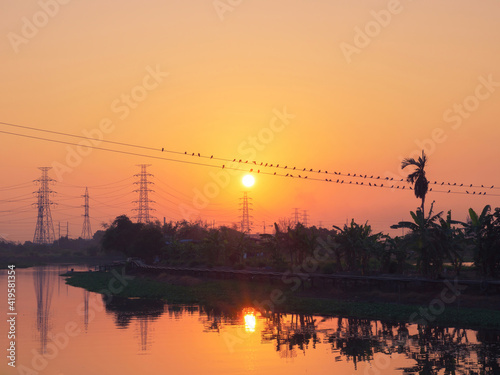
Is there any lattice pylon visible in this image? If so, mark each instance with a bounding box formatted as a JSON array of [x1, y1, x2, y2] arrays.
[[239, 191, 253, 233], [81, 187, 92, 240], [33, 167, 56, 244], [133, 164, 155, 223]]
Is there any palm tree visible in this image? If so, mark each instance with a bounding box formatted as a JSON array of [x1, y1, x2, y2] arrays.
[[391, 202, 444, 276], [401, 150, 429, 213]]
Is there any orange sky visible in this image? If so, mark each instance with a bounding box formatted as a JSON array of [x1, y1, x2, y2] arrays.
[[1, 0, 499, 242]]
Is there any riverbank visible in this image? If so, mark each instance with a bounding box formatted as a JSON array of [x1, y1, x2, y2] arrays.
[[63, 269, 500, 330]]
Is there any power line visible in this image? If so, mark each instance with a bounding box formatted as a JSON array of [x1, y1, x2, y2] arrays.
[[0, 126, 498, 197], [1, 120, 498, 191]]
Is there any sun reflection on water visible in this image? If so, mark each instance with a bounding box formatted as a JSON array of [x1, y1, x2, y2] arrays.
[[243, 308, 257, 333]]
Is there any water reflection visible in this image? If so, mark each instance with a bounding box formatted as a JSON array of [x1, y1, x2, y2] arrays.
[[33, 266, 54, 354], [101, 298, 500, 373], [103, 296, 165, 353]]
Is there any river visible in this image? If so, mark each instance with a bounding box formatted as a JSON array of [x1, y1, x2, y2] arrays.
[[1, 265, 499, 374]]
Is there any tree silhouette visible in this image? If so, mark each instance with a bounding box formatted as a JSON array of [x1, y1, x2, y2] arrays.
[[402, 150, 429, 213]]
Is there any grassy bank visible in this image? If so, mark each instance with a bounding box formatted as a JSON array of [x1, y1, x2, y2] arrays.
[[63, 270, 500, 329]]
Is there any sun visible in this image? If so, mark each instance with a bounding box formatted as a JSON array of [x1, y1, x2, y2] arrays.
[[242, 174, 255, 188]]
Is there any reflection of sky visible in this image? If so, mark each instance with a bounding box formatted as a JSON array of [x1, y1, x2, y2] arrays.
[[0, 267, 498, 375]]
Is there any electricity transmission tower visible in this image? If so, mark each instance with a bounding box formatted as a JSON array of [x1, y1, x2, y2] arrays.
[[292, 208, 300, 225], [33, 167, 56, 244], [81, 187, 92, 240], [239, 192, 253, 233], [302, 210, 309, 227], [133, 164, 155, 223]]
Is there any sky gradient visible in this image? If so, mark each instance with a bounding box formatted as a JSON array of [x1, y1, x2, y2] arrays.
[[1, 0, 499, 242]]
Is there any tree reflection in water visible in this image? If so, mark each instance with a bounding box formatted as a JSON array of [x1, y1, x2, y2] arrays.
[[103, 296, 165, 353], [100, 297, 500, 372]]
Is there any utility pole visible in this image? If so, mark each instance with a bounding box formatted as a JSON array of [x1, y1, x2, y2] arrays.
[[81, 187, 92, 240], [133, 164, 155, 223], [33, 167, 56, 244]]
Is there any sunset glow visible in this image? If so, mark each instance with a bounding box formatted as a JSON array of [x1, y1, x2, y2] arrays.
[[0, 1, 499, 242]]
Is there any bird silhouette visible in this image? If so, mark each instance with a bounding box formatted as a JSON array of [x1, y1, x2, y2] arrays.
[[305, 176, 308, 179], [286, 173, 289, 177], [491, 185, 494, 189], [402, 186, 405, 189], [245, 160, 248, 163], [253, 161, 256, 164], [309, 168, 313, 172], [257, 170, 260, 173], [380, 184, 383, 187], [348, 173, 350, 176], [473, 191, 476, 194], [466, 191, 469, 194], [299, 175, 301, 178], [250, 169, 253, 172], [354, 174, 357, 177], [210, 155, 213, 159], [233, 158, 236, 162], [369, 183, 372, 186], [265, 163, 268, 167], [222, 165, 225, 169], [448, 190, 450, 193], [441, 182, 444, 185], [276, 164, 279, 167], [460, 183, 463, 186], [284, 166, 287, 169], [293, 167, 296, 170], [274, 172, 276, 175], [192, 153, 194, 156], [161, 148, 164, 152], [184, 151, 187, 154], [470, 184, 473, 187], [270, 164, 273, 167], [318, 170, 321, 173], [482, 184, 484, 188], [239, 159, 242, 163], [374, 183, 377, 186]]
